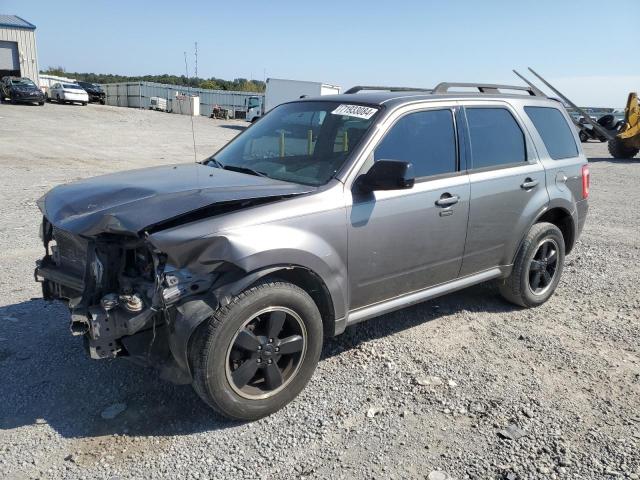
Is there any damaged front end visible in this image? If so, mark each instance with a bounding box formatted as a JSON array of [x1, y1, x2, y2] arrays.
[[35, 216, 219, 383]]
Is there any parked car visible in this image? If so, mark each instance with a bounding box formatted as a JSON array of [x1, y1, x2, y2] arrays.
[[77, 81, 106, 104], [48, 82, 89, 105], [0, 76, 45, 105], [35, 83, 589, 420]]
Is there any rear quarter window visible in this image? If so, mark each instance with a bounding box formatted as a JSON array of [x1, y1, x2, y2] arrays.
[[525, 106, 578, 160]]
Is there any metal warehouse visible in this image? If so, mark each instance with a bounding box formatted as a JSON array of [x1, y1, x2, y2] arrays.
[[101, 81, 264, 118], [0, 14, 39, 84]]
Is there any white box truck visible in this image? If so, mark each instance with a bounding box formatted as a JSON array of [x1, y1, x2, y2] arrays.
[[246, 78, 340, 123]]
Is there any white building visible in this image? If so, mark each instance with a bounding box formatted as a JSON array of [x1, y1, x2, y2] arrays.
[[0, 14, 39, 84]]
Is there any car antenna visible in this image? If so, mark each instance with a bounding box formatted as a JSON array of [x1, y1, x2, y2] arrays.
[[184, 50, 197, 163]]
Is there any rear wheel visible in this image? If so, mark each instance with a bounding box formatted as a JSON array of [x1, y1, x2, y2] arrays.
[[608, 137, 639, 159], [499, 222, 565, 308], [190, 280, 323, 420]]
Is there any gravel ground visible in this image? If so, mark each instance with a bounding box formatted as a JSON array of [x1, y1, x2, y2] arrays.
[[0, 102, 639, 480]]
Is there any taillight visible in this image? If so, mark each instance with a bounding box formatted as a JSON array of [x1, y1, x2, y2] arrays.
[[581, 164, 590, 199]]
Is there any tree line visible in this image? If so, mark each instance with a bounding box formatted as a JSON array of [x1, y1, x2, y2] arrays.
[[41, 67, 266, 93]]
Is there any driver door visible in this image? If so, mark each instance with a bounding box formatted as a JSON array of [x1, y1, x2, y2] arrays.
[[347, 107, 470, 309]]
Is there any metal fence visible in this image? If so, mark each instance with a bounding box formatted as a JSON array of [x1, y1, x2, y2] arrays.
[[100, 81, 264, 118]]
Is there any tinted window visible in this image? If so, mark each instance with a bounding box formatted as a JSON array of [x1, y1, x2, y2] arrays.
[[374, 109, 456, 177], [466, 108, 526, 168], [525, 106, 578, 159]]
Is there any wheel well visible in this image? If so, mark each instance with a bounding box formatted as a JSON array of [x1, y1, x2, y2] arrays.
[[264, 267, 336, 338], [536, 208, 575, 253]]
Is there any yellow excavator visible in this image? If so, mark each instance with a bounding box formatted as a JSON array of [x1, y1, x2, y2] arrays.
[[609, 92, 640, 158], [514, 68, 640, 159]]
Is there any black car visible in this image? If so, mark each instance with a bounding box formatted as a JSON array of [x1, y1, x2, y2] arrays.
[[77, 81, 106, 104], [0, 77, 45, 105]]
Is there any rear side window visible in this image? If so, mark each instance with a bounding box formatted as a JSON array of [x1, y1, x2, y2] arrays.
[[466, 108, 526, 169], [525, 106, 578, 159], [374, 109, 457, 178]]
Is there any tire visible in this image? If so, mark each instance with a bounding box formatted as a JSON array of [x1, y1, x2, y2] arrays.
[[190, 279, 323, 420], [82, 102, 87, 106], [499, 222, 565, 308], [578, 131, 589, 143], [39, 101, 45, 106], [608, 137, 639, 159]]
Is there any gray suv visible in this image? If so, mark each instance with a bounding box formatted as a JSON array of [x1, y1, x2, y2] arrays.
[[35, 82, 589, 420]]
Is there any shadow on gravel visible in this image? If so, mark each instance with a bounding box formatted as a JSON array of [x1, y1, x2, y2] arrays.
[[321, 281, 514, 360], [588, 156, 639, 164], [0, 283, 515, 439], [0, 299, 240, 439]]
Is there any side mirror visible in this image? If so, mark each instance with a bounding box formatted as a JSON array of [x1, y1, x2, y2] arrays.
[[356, 159, 415, 193]]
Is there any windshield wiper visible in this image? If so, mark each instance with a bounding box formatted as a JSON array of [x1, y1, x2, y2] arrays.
[[222, 165, 268, 177], [206, 157, 267, 177], [207, 157, 225, 169]]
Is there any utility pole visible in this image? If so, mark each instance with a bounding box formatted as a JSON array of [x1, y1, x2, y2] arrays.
[[194, 42, 198, 80]]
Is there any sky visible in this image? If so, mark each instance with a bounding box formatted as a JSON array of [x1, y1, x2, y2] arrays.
[[3, 0, 638, 107]]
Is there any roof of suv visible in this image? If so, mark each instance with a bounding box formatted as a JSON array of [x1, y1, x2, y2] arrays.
[[298, 83, 560, 109]]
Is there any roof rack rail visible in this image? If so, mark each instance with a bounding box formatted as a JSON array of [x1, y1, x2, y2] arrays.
[[432, 82, 546, 97], [344, 85, 432, 94]]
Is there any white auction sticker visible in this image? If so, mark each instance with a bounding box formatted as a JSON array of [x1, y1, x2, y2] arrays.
[[331, 104, 378, 120]]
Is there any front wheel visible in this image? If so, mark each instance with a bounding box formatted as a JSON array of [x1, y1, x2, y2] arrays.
[[190, 280, 323, 420], [499, 222, 565, 308], [608, 137, 639, 159]]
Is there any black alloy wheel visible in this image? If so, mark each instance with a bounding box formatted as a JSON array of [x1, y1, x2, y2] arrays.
[[499, 222, 565, 308], [190, 280, 323, 420], [226, 307, 306, 400], [527, 238, 559, 295]]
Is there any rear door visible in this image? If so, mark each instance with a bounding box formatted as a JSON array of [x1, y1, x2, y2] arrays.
[[347, 106, 470, 309], [459, 102, 549, 276]]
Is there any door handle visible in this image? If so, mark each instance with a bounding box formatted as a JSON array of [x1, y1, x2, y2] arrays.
[[435, 193, 459, 207], [520, 178, 539, 190]]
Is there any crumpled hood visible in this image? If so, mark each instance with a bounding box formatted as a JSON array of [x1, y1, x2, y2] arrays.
[[38, 163, 313, 236]]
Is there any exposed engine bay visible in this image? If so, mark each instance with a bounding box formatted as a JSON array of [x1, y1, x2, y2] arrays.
[[35, 217, 218, 373]]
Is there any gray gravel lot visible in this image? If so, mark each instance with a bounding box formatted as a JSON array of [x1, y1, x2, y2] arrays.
[[0, 102, 639, 480]]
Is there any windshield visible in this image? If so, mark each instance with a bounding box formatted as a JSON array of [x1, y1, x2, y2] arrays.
[[80, 82, 101, 90], [11, 78, 35, 86], [209, 101, 379, 186], [63, 84, 83, 89]]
